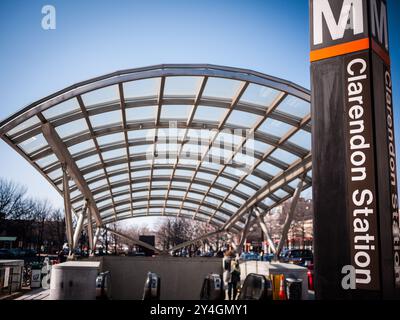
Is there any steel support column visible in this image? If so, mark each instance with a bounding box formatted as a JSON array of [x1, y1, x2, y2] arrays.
[[169, 230, 222, 253], [62, 166, 74, 254], [93, 227, 101, 250], [237, 212, 254, 255], [255, 208, 276, 254], [72, 200, 88, 250], [87, 205, 94, 254], [275, 177, 304, 257], [105, 227, 161, 254]]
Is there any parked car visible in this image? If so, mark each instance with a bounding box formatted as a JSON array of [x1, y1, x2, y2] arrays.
[[280, 249, 313, 266]]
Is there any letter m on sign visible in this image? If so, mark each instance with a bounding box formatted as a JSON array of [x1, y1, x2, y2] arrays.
[[312, 0, 365, 46]]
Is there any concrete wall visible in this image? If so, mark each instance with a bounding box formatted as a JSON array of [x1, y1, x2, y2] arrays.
[[96, 256, 222, 300]]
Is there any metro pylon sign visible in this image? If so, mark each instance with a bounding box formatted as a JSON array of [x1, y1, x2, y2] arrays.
[[310, 0, 400, 299]]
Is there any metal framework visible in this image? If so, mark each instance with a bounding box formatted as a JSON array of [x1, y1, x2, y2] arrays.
[[0, 64, 312, 235]]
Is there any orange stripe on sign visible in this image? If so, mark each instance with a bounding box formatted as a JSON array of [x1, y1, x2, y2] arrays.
[[310, 38, 370, 62]]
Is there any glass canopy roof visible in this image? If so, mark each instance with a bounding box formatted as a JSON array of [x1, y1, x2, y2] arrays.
[[0, 64, 312, 232]]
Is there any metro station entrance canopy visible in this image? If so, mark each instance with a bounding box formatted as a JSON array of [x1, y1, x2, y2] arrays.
[[0, 64, 312, 237]]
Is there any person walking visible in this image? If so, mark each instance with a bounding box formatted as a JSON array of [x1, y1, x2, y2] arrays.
[[229, 259, 241, 300], [222, 249, 234, 300]]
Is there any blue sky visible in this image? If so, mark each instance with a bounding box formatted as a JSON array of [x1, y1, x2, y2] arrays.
[[0, 0, 399, 226]]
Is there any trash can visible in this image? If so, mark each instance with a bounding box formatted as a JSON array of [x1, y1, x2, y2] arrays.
[[30, 262, 42, 288], [285, 278, 302, 300], [96, 271, 111, 300], [142, 272, 160, 300]]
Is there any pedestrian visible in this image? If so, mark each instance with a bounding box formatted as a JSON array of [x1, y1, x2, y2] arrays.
[[222, 249, 236, 300], [229, 259, 241, 300], [259, 250, 265, 261]]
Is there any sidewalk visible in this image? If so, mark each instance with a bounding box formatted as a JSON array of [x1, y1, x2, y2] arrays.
[[15, 288, 50, 300]]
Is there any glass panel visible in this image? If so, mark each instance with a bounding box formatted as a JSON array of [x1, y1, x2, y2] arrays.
[[269, 148, 299, 165], [203, 78, 243, 100], [106, 163, 128, 174], [257, 161, 282, 176], [36, 154, 58, 168], [221, 202, 237, 213], [8, 116, 41, 136], [169, 190, 186, 197], [175, 169, 193, 177], [132, 181, 150, 189], [214, 131, 243, 147], [160, 105, 191, 120], [131, 170, 150, 179], [112, 186, 129, 194], [172, 181, 189, 188], [89, 110, 122, 128], [191, 183, 208, 192], [287, 130, 311, 150], [133, 190, 148, 198], [216, 176, 236, 188], [276, 95, 310, 118], [97, 132, 125, 146], [288, 178, 301, 189], [43, 98, 80, 120], [109, 173, 129, 183], [227, 194, 245, 205], [153, 169, 173, 176], [232, 153, 256, 168], [164, 76, 202, 96], [123, 78, 160, 99], [68, 139, 96, 155], [126, 106, 156, 122], [245, 139, 272, 154], [210, 187, 228, 198], [98, 198, 113, 207], [258, 118, 293, 138], [93, 190, 111, 199], [89, 179, 108, 190], [274, 188, 289, 199], [102, 148, 126, 160], [48, 168, 63, 180], [55, 119, 89, 139], [128, 129, 155, 141], [81, 85, 119, 107], [187, 192, 202, 200], [193, 106, 226, 122], [201, 161, 223, 171], [129, 144, 152, 155], [196, 171, 217, 181], [84, 169, 104, 180], [245, 174, 267, 187], [18, 133, 47, 154], [151, 190, 167, 197], [240, 84, 280, 107], [262, 197, 275, 207], [76, 154, 101, 168], [223, 166, 247, 178], [207, 147, 233, 164], [235, 184, 256, 196]]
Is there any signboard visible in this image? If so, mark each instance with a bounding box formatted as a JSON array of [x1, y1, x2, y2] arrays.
[[310, 0, 399, 298]]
